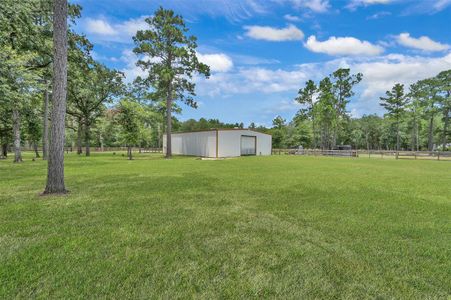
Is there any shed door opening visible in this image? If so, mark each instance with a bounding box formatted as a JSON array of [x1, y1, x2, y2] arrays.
[[241, 135, 256, 156]]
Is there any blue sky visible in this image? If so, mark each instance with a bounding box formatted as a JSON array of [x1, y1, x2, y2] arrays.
[[72, 0, 451, 126]]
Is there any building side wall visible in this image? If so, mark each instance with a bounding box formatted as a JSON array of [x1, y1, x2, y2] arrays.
[[163, 131, 217, 157], [255, 132, 272, 155], [218, 130, 272, 157]]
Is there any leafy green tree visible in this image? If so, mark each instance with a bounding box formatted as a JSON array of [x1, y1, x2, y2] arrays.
[[380, 83, 408, 158], [330, 69, 363, 147], [360, 115, 383, 150], [116, 100, 146, 160], [435, 70, 450, 150], [133, 7, 210, 158], [23, 100, 43, 158], [0, 24, 41, 162], [0, 102, 12, 159], [67, 60, 124, 156], [416, 78, 441, 151], [295, 80, 317, 147], [316, 77, 337, 149], [407, 83, 424, 151], [270, 116, 287, 148], [272, 115, 286, 130]]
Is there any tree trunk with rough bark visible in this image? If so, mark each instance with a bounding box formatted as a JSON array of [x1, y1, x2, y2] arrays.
[[1, 144, 7, 158], [42, 84, 50, 160], [428, 116, 434, 151], [395, 119, 400, 159], [84, 123, 90, 156], [165, 85, 172, 158], [312, 116, 317, 149], [12, 108, 22, 163], [157, 123, 162, 148], [34, 142, 40, 158], [127, 146, 132, 160], [76, 120, 83, 154], [442, 108, 449, 150], [44, 0, 68, 194], [99, 133, 104, 152]]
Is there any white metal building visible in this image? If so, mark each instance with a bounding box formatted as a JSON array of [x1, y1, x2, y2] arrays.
[[163, 129, 272, 158]]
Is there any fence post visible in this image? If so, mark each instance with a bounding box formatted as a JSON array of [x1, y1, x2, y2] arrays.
[[438, 152, 440, 161]]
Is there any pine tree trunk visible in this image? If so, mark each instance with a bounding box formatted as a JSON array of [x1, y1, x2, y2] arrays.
[[396, 121, 400, 160], [84, 123, 90, 156], [157, 123, 161, 148], [77, 120, 83, 154], [410, 115, 415, 151], [34, 142, 40, 158], [415, 120, 419, 151], [165, 85, 172, 159], [312, 116, 317, 149], [0, 143, 5, 159], [44, 0, 68, 194], [1, 143, 7, 158], [442, 108, 449, 150], [42, 83, 49, 160], [428, 116, 434, 151], [100, 133, 104, 152], [12, 108, 22, 163]]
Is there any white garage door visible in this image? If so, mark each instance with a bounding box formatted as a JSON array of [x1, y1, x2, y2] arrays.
[[241, 136, 256, 156]]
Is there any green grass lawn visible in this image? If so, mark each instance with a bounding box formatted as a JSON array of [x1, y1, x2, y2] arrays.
[[1, 152, 450, 298]]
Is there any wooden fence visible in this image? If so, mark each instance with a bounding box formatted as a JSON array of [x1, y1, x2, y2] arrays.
[[272, 148, 451, 161], [21, 146, 164, 153]]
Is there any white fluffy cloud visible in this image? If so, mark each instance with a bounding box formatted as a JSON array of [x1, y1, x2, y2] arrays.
[[366, 11, 391, 20], [278, 0, 330, 12], [120, 50, 234, 83], [119, 50, 148, 82], [195, 66, 310, 97], [396, 33, 450, 52], [196, 53, 234, 72], [284, 14, 302, 22], [347, 0, 392, 9], [244, 24, 304, 41], [349, 53, 451, 115], [433, 0, 451, 11], [305, 36, 384, 56], [354, 53, 451, 96], [82, 16, 149, 43], [85, 19, 116, 35], [194, 52, 451, 116]]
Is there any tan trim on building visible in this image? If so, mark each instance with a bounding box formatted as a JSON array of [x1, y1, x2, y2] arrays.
[[168, 128, 272, 136]]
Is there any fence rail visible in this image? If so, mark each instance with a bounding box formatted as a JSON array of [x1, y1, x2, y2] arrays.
[[18, 146, 164, 153], [272, 148, 451, 161]]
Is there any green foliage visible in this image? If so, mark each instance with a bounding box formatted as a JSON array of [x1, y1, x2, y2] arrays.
[[178, 118, 244, 132], [380, 83, 408, 119], [293, 68, 363, 149], [133, 7, 210, 108], [23, 102, 42, 145], [116, 99, 147, 147]]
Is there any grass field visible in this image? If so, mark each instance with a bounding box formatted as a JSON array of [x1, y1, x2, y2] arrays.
[[1, 152, 450, 298]]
